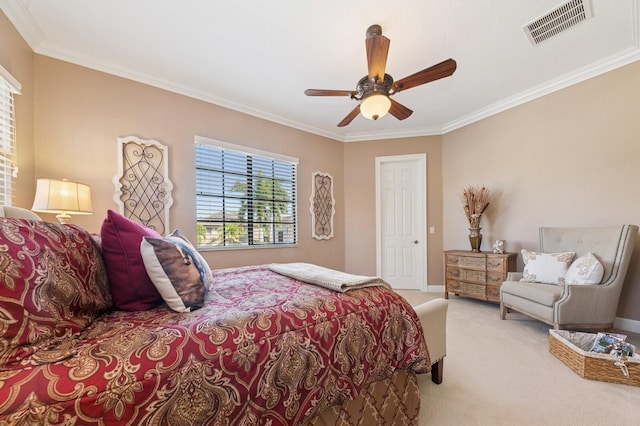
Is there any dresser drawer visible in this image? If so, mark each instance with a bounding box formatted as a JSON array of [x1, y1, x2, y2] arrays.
[[458, 255, 486, 269], [487, 256, 506, 271], [486, 285, 501, 302], [447, 267, 460, 279], [445, 253, 459, 265], [446, 279, 462, 292], [461, 282, 486, 299], [487, 270, 506, 285], [460, 269, 486, 284]]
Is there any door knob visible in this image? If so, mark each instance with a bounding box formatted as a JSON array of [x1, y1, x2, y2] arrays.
[[413, 240, 419, 244]]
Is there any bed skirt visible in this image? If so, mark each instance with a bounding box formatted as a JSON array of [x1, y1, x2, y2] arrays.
[[310, 369, 421, 425]]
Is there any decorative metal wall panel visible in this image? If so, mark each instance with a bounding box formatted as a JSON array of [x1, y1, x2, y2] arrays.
[[310, 171, 335, 240], [113, 136, 173, 235]]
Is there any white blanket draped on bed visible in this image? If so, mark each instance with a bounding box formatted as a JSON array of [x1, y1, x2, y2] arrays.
[[269, 262, 391, 292]]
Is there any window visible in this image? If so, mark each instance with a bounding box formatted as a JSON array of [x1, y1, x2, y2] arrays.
[[0, 65, 20, 206], [195, 136, 298, 249]]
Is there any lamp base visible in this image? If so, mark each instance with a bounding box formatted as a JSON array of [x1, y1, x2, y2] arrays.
[[55, 212, 71, 224]]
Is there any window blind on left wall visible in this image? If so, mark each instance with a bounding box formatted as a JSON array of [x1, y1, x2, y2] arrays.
[[0, 64, 21, 206]]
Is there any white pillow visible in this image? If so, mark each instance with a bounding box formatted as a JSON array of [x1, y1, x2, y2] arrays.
[[520, 250, 575, 285], [565, 252, 604, 285], [140, 230, 213, 312]]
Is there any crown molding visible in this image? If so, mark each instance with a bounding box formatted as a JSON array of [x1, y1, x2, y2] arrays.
[[342, 126, 443, 143], [0, 0, 45, 49], [40, 40, 639, 143], [442, 48, 640, 135], [3, 0, 639, 143]]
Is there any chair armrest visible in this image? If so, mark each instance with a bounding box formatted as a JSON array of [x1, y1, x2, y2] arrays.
[[506, 272, 523, 281], [555, 283, 619, 326], [413, 298, 448, 364]]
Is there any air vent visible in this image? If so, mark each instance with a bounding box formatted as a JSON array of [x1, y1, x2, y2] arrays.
[[523, 0, 593, 46]]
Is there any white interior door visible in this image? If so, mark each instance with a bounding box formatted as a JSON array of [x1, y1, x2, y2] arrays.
[[375, 154, 427, 290]]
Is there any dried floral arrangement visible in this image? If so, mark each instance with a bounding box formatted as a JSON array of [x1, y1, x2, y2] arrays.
[[461, 185, 492, 228]]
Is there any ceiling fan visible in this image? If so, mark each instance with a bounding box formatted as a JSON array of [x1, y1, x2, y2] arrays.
[[305, 24, 457, 127]]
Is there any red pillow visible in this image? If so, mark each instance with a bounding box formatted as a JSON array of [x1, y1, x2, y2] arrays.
[[100, 209, 163, 310], [0, 218, 112, 369]]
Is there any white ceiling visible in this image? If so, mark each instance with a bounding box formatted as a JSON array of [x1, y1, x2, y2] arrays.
[[2, 0, 638, 142]]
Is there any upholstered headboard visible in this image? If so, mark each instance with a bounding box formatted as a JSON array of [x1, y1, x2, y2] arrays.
[[0, 206, 42, 220]]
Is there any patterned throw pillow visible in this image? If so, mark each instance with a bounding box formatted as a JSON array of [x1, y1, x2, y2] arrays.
[[520, 250, 575, 285], [0, 218, 112, 369], [565, 252, 604, 285], [100, 209, 163, 311], [140, 230, 212, 312]]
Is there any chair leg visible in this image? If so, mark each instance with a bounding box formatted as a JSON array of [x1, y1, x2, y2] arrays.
[[500, 303, 507, 320], [431, 359, 444, 384]]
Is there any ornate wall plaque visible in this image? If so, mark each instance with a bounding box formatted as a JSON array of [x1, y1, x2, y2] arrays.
[[310, 171, 335, 240], [113, 136, 174, 235]]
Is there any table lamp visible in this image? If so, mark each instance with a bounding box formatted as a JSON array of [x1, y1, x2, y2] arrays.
[[31, 178, 93, 224]]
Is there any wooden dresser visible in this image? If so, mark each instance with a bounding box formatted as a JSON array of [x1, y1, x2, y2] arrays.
[[444, 250, 517, 302]]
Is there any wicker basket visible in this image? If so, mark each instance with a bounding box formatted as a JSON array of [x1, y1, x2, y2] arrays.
[[549, 330, 640, 386]]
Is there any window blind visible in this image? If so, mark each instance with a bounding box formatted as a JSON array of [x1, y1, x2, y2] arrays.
[[0, 66, 20, 206], [194, 137, 298, 249]]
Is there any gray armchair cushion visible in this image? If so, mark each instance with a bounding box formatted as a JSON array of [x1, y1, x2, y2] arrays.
[[501, 281, 563, 307]]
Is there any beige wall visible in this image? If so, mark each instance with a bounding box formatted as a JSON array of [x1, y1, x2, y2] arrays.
[[31, 55, 346, 270], [344, 137, 443, 285], [442, 60, 640, 321]]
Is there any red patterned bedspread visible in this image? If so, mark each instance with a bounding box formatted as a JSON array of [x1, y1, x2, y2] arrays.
[[0, 265, 430, 425]]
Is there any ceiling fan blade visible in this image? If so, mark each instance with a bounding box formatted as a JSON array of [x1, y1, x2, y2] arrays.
[[388, 98, 413, 121], [337, 105, 361, 127], [365, 29, 390, 82], [305, 89, 357, 96], [392, 58, 457, 93]]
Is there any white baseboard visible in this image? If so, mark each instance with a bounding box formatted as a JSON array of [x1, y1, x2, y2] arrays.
[[614, 317, 640, 334], [421, 287, 640, 333], [422, 285, 640, 332]]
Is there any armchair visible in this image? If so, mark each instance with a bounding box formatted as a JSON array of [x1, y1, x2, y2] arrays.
[[500, 225, 638, 330]]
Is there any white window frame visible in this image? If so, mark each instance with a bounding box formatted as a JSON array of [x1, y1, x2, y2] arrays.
[[0, 64, 21, 206], [194, 135, 298, 250]]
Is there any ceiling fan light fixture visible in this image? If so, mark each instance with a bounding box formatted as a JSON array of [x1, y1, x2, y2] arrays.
[[304, 24, 456, 127], [360, 92, 391, 120]]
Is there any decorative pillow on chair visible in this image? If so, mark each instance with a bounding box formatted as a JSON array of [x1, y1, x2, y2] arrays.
[[140, 230, 212, 312], [100, 209, 163, 311], [565, 252, 604, 285], [520, 250, 575, 285]]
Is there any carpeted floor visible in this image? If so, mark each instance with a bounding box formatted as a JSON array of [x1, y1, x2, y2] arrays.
[[395, 290, 640, 425]]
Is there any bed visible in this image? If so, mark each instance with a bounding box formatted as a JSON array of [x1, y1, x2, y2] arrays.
[[0, 211, 439, 425]]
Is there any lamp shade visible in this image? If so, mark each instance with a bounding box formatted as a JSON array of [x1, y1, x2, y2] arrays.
[[360, 92, 391, 120], [32, 179, 93, 223]]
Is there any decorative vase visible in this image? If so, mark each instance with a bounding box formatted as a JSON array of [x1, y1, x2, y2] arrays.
[[469, 227, 482, 252]]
